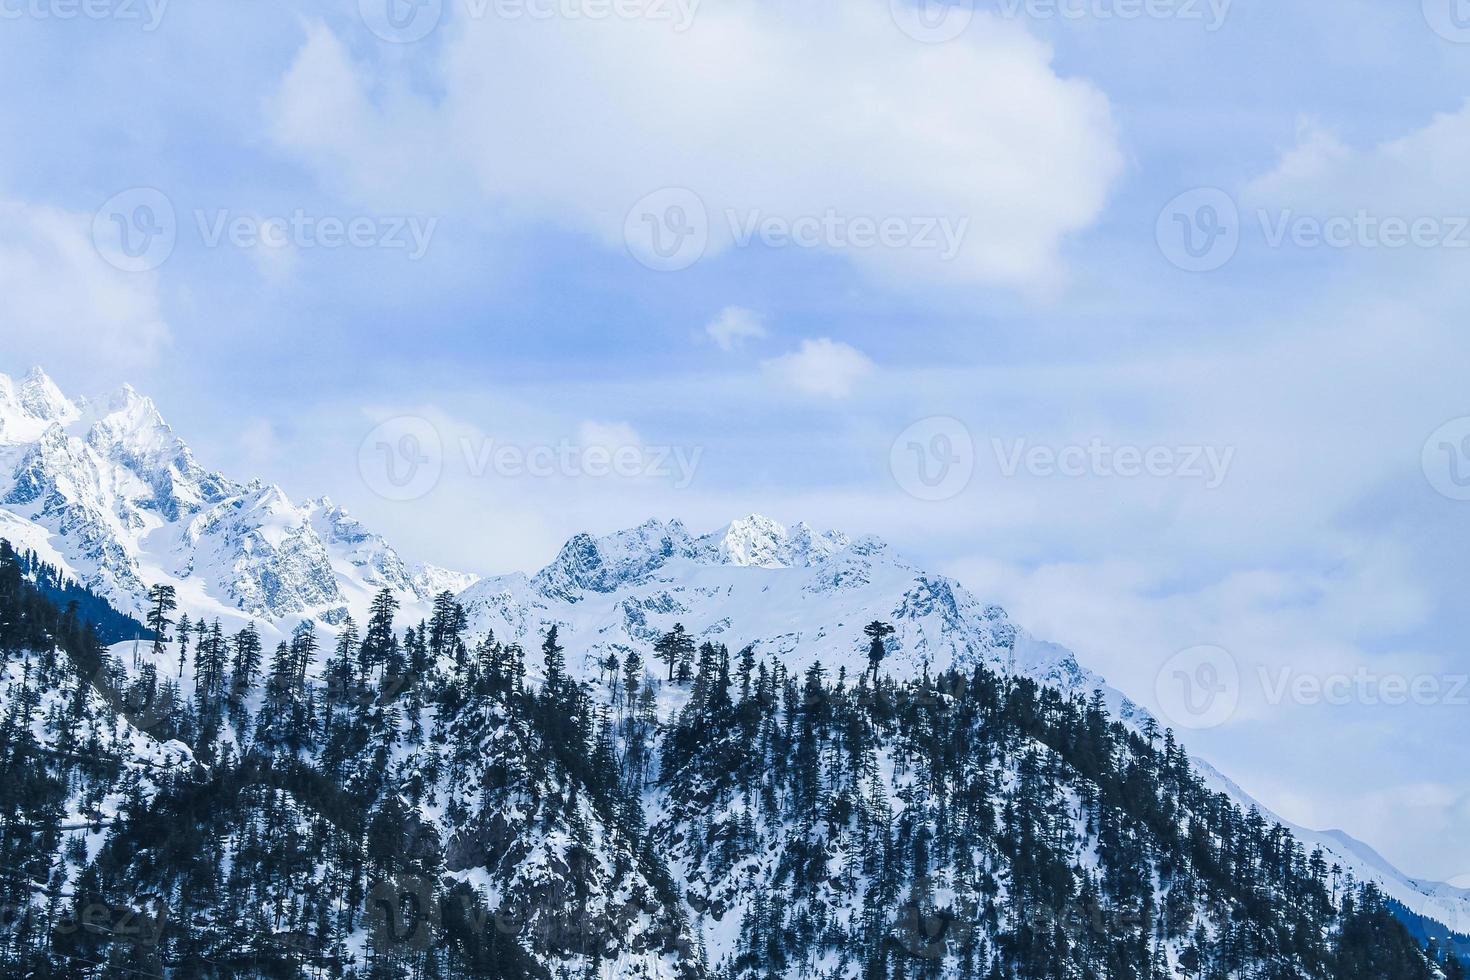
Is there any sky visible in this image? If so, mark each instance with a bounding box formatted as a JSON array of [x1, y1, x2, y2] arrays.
[[3, 0, 1470, 881]]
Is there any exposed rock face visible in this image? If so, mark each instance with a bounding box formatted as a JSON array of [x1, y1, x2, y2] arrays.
[[0, 368, 475, 626]]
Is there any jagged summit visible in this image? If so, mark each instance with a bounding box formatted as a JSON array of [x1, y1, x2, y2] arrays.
[[470, 513, 1059, 692], [0, 367, 473, 628], [17, 366, 77, 423], [527, 514, 859, 601], [698, 513, 852, 567], [0, 368, 81, 442]]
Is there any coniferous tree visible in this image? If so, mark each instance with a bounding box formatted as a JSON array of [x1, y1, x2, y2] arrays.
[[176, 611, 191, 677], [655, 623, 695, 683], [0, 535, 1451, 980], [543, 625, 567, 701], [144, 582, 177, 662], [864, 620, 895, 681]]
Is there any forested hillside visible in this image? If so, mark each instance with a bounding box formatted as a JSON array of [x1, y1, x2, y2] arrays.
[[0, 538, 1458, 979]]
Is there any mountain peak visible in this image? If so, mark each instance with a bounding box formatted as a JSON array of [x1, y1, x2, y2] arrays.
[[698, 513, 852, 568], [13, 366, 77, 425], [707, 513, 793, 567], [531, 520, 695, 599], [98, 382, 155, 417], [0, 369, 470, 623]]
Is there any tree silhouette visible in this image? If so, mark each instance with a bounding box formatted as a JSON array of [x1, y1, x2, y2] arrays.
[[863, 620, 895, 681]]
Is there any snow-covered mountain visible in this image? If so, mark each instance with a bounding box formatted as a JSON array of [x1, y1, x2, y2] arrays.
[[460, 514, 1094, 700], [0, 367, 1462, 945], [457, 513, 1470, 943], [0, 367, 473, 630]]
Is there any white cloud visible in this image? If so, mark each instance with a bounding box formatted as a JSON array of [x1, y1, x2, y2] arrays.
[[269, 5, 1122, 289], [705, 306, 767, 352], [0, 198, 169, 375], [761, 338, 875, 399], [266, 24, 457, 211], [1247, 101, 1470, 216]]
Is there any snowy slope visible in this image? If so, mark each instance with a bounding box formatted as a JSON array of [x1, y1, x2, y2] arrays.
[[458, 514, 1470, 940], [0, 367, 475, 632]]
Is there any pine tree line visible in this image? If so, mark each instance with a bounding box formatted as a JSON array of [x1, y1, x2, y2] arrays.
[[0, 542, 1461, 979]]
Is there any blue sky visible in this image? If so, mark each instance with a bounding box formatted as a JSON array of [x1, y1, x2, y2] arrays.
[[4, 0, 1470, 881]]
